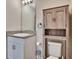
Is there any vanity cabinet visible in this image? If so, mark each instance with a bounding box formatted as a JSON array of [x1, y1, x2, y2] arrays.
[[8, 36, 36, 59], [8, 37, 24, 59], [43, 5, 71, 59], [8, 41, 24, 59]]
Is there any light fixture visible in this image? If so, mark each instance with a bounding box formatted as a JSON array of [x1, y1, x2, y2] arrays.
[[22, 0, 33, 5]]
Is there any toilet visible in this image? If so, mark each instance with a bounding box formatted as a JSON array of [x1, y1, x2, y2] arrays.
[[47, 42, 62, 59], [46, 56, 59, 59]]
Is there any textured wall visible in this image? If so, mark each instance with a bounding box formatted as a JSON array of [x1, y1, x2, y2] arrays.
[[36, 0, 72, 59]]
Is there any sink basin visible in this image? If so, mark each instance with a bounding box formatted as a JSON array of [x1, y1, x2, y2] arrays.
[[13, 33, 33, 37]]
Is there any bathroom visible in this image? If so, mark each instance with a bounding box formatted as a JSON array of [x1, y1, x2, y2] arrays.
[[6, 0, 72, 59]]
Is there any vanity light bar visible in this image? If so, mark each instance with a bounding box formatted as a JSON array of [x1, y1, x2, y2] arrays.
[[22, 0, 33, 5]]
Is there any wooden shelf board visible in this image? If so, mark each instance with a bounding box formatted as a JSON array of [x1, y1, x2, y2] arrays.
[[44, 35, 66, 40]]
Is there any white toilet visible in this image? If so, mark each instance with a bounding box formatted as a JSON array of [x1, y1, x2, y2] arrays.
[[47, 42, 62, 59], [47, 56, 59, 59]]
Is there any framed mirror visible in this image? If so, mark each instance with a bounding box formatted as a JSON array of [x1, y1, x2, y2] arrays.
[[21, 0, 36, 32]]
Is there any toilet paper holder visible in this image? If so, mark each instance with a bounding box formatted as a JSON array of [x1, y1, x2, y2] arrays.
[[37, 23, 42, 28]]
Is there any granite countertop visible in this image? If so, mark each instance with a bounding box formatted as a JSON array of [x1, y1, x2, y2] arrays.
[[6, 30, 35, 39]]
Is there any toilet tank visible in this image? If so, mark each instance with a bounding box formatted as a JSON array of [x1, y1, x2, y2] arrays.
[[48, 42, 62, 57]]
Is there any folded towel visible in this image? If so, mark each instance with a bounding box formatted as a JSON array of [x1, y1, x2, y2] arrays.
[[46, 56, 59, 59]]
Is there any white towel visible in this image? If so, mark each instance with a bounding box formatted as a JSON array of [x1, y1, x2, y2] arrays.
[[46, 56, 59, 59]]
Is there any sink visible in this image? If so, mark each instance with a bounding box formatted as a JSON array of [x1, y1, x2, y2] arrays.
[[13, 33, 33, 37]]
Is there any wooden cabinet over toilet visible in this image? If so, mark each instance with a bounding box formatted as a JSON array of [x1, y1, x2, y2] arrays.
[[43, 5, 71, 59], [43, 6, 68, 29]]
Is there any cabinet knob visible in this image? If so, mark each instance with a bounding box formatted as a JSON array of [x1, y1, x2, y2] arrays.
[[12, 45, 16, 50], [52, 18, 56, 22]]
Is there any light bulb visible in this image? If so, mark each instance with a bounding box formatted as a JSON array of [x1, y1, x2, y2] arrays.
[[28, 0, 33, 3], [28, 0, 31, 2], [25, 0, 28, 3], [22, 0, 25, 4], [22, 0, 33, 5]]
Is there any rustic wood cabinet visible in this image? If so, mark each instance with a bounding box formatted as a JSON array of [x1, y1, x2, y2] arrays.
[[43, 5, 71, 59], [43, 6, 67, 29]]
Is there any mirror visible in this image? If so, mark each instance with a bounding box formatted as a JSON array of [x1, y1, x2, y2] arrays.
[[21, 0, 36, 32]]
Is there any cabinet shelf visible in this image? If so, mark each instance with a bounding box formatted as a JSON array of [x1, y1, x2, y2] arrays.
[[45, 29, 66, 37], [45, 27, 66, 29], [44, 35, 66, 40]]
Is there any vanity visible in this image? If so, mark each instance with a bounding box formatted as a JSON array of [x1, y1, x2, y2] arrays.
[[6, 0, 36, 59], [7, 31, 36, 59]]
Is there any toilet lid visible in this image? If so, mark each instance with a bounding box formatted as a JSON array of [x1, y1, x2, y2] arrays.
[[46, 56, 59, 59]]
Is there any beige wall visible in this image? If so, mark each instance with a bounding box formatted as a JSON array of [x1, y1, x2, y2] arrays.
[[36, 0, 72, 59], [6, 0, 21, 31], [6, 0, 36, 31]]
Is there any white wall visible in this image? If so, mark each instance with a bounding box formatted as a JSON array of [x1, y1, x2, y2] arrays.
[[6, 0, 21, 31], [36, 0, 72, 59]]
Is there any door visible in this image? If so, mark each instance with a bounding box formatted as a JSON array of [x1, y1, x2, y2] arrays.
[[8, 41, 14, 59], [44, 9, 56, 29], [12, 42, 24, 59], [54, 7, 66, 29], [43, 7, 66, 29]]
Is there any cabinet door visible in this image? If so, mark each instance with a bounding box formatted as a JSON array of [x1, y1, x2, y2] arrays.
[[54, 7, 66, 29], [8, 41, 14, 59], [8, 37, 24, 59], [44, 9, 57, 29], [44, 7, 66, 29], [12, 43, 24, 59]]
